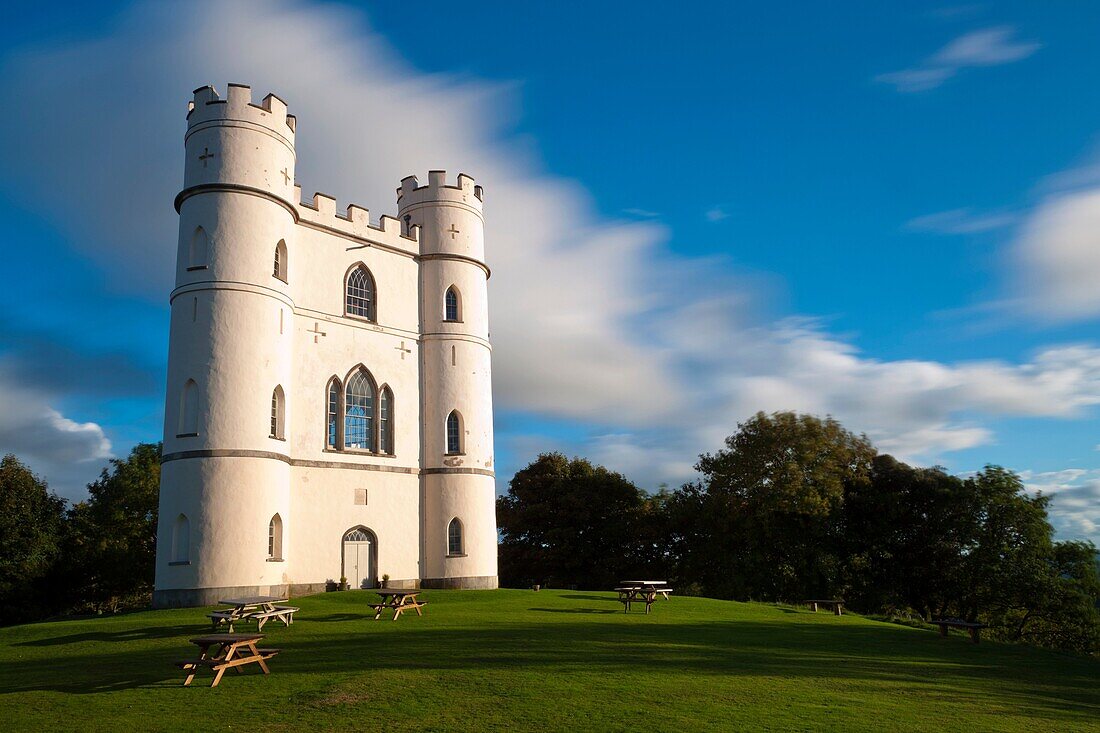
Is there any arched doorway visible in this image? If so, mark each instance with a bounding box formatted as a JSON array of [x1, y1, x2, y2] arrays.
[[342, 527, 377, 589]]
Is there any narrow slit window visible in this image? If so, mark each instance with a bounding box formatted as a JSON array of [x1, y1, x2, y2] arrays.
[[268, 514, 283, 559], [379, 386, 394, 454], [448, 518, 463, 556], [270, 385, 285, 439], [446, 410, 462, 454], [274, 239, 288, 281], [327, 378, 340, 448], [444, 286, 460, 321]]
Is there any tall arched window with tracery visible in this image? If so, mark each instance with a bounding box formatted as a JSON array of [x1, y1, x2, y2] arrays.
[[326, 377, 341, 448], [444, 286, 461, 322], [345, 369, 376, 450], [273, 239, 288, 282], [446, 410, 462, 454], [346, 265, 376, 321], [268, 514, 283, 560], [270, 385, 285, 439], [179, 379, 199, 435], [448, 517, 463, 556], [379, 386, 394, 454]]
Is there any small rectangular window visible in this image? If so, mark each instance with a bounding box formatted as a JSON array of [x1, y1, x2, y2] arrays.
[[354, 488, 367, 506]]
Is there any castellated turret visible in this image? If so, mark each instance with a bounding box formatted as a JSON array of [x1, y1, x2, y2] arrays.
[[153, 85, 498, 608], [399, 173, 497, 588]]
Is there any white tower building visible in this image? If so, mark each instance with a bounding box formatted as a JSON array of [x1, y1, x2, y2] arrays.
[[153, 85, 498, 607]]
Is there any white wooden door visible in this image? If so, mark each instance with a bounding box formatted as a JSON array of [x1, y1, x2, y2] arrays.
[[343, 538, 373, 589]]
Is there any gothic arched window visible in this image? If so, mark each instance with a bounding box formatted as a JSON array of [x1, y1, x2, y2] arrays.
[[274, 239, 288, 282], [346, 265, 376, 321], [379, 386, 394, 455], [446, 410, 462, 454], [448, 518, 463, 556], [268, 514, 283, 560], [270, 385, 285, 439], [326, 377, 341, 448], [345, 369, 376, 450], [444, 286, 461, 322], [189, 227, 208, 269], [179, 379, 199, 435], [172, 514, 190, 563]]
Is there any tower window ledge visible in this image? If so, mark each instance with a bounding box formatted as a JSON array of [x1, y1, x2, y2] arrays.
[[443, 319, 464, 324], [273, 275, 288, 284], [176, 432, 199, 438], [269, 436, 287, 442], [445, 451, 466, 457], [168, 560, 191, 566], [186, 265, 208, 272], [266, 557, 285, 563], [446, 553, 468, 558]]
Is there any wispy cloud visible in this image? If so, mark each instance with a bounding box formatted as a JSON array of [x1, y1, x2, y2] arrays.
[[877, 25, 1041, 93], [705, 206, 729, 222], [906, 207, 1017, 234], [622, 208, 660, 219]]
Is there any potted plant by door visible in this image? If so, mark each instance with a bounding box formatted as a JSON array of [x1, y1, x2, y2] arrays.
[[339, 576, 349, 591], [381, 573, 390, 588]]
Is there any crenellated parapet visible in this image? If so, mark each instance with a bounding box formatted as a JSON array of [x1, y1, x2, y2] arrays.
[[295, 187, 419, 255], [397, 171, 484, 211], [186, 84, 297, 144]]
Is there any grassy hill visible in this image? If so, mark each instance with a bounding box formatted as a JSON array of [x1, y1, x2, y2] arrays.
[[0, 589, 1096, 732]]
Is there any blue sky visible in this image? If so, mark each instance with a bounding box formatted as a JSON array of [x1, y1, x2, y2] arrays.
[[0, 1, 1097, 542]]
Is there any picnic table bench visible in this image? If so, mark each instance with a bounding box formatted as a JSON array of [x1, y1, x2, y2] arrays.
[[174, 633, 280, 687], [615, 582, 674, 614], [208, 596, 298, 632], [931, 618, 988, 644], [369, 590, 428, 621], [803, 599, 845, 616]]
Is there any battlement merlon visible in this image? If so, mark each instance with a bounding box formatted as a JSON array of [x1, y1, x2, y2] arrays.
[[396, 171, 484, 214], [295, 188, 420, 256], [186, 84, 297, 144]]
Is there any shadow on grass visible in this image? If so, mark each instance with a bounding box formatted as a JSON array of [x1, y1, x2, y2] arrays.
[[14, 624, 206, 647], [2, 615, 1097, 727], [559, 594, 621, 602]]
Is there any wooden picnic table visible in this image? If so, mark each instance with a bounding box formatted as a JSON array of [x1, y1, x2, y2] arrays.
[[618, 580, 674, 600], [369, 589, 428, 621], [615, 584, 674, 614], [174, 633, 280, 687], [931, 618, 988, 644], [210, 596, 298, 632], [803, 599, 845, 616]]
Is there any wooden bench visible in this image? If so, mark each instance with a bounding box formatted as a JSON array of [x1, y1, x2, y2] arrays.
[[804, 599, 845, 616], [251, 606, 299, 631], [207, 610, 245, 632], [370, 600, 428, 621], [931, 618, 987, 644]]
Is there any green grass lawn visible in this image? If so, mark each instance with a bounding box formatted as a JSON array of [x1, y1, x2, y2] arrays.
[[0, 589, 1097, 732]]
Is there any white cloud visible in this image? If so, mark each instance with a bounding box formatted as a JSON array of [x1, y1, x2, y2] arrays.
[[1019, 468, 1100, 543], [1013, 189, 1100, 320], [1, 0, 1097, 531], [877, 25, 1040, 93], [906, 207, 1016, 234], [0, 366, 112, 500]]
